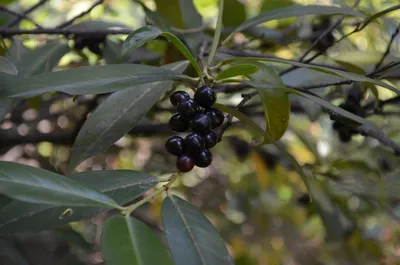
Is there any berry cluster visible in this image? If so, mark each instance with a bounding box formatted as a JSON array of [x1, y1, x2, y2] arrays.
[[165, 86, 225, 172]]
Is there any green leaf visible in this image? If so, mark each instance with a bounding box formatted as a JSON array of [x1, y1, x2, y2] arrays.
[[249, 63, 289, 141], [0, 56, 18, 75], [15, 41, 70, 77], [208, 0, 224, 66], [333, 59, 365, 75], [0, 64, 191, 98], [68, 61, 189, 172], [222, 57, 400, 95], [0, 162, 119, 208], [162, 195, 234, 265], [0, 170, 159, 234], [101, 215, 173, 265], [154, 0, 202, 29], [0, 237, 29, 265], [215, 64, 259, 80], [121, 27, 202, 79], [213, 103, 265, 140], [223, 5, 364, 44], [223, 0, 246, 27], [121, 26, 162, 57]]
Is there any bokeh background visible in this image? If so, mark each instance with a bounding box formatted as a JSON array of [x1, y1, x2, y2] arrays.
[[0, 0, 399, 264]]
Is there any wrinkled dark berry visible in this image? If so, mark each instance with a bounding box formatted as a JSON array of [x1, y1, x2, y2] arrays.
[[193, 149, 213, 168], [165, 136, 184, 156], [204, 131, 217, 148], [177, 99, 199, 119], [205, 108, 224, 128], [169, 113, 189, 132], [177, 155, 194, 172], [184, 133, 205, 154], [194, 86, 216, 108], [190, 113, 212, 135], [170, 91, 190, 106]]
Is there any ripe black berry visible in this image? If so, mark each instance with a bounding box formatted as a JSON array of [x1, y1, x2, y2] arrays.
[[177, 155, 194, 172], [193, 149, 213, 168], [165, 136, 184, 156], [184, 133, 205, 154], [190, 113, 212, 135], [177, 99, 198, 119], [169, 113, 189, 132], [204, 131, 217, 148], [205, 108, 224, 128], [194, 86, 216, 108], [170, 91, 190, 106]]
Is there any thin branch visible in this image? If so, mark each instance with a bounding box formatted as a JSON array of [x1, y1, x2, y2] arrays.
[[56, 0, 104, 29], [2, 0, 47, 29], [374, 22, 400, 70], [0, 6, 43, 28], [0, 28, 133, 37]]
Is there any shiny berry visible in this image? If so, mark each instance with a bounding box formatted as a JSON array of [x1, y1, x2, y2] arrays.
[[177, 99, 198, 119], [194, 86, 216, 108], [165, 136, 184, 156], [184, 133, 205, 154], [193, 149, 213, 168], [205, 108, 224, 128], [170, 91, 190, 106], [177, 155, 194, 172], [204, 131, 217, 148], [169, 113, 189, 132], [190, 113, 212, 135]]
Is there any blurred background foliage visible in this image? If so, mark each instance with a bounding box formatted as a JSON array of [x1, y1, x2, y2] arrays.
[[0, 0, 399, 265]]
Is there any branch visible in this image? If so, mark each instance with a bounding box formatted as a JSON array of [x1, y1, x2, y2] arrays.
[[0, 28, 133, 37], [1, 0, 47, 29], [374, 22, 400, 70], [0, 6, 43, 29], [56, 0, 104, 29]]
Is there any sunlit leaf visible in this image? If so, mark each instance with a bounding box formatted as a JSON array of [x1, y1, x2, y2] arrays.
[[0, 162, 119, 208], [162, 195, 234, 265], [68, 61, 189, 171], [101, 216, 173, 265]]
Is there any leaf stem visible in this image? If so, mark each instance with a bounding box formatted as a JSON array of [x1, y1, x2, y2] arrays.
[[207, 0, 224, 66]]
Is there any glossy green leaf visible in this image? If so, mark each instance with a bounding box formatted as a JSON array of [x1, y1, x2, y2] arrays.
[[249, 63, 289, 141], [102, 215, 173, 265], [68, 61, 189, 172], [223, 5, 364, 44], [0, 162, 119, 208], [208, 0, 224, 66], [222, 57, 400, 95], [162, 195, 234, 265], [0, 170, 159, 234], [0, 56, 18, 75], [223, 0, 246, 27], [121, 26, 162, 57], [0, 64, 190, 98], [215, 64, 259, 80]]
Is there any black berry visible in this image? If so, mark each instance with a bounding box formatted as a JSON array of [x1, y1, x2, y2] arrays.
[[193, 149, 213, 168], [204, 131, 217, 148], [205, 108, 224, 128], [165, 136, 184, 156], [170, 91, 190, 106], [177, 99, 199, 119], [190, 113, 212, 135], [169, 113, 189, 132], [177, 155, 194, 172], [184, 133, 205, 154], [194, 86, 216, 108]]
